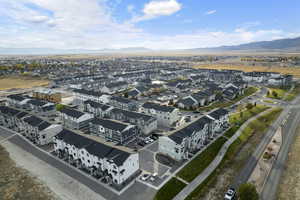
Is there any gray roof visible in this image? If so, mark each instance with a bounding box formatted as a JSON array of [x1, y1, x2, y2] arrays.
[[90, 118, 130, 132], [169, 116, 212, 144], [142, 102, 176, 113]]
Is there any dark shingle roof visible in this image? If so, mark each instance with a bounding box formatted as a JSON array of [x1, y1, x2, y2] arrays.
[[7, 94, 26, 101], [60, 107, 85, 118], [208, 108, 229, 120], [23, 115, 44, 127], [90, 118, 129, 132], [0, 106, 20, 116], [84, 100, 111, 111], [169, 116, 212, 144], [142, 102, 175, 113], [110, 108, 154, 122], [55, 129, 132, 166]]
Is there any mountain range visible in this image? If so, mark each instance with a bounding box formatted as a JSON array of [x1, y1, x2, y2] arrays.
[[0, 37, 300, 55]]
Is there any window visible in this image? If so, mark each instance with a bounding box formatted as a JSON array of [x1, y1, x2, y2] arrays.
[[42, 135, 46, 139]]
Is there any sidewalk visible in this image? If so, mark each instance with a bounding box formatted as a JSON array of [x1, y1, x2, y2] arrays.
[[173, 108, 274, 200]]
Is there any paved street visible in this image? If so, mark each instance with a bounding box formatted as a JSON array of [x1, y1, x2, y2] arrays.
[[260, 97, 300, 200], [173, 109, 274, 200], [0, 127, 157, 200]]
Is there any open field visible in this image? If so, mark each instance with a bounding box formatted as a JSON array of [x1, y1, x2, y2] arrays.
[[195, 64, 300, 77], [154, 178, 186, 200], [0, 77, 49, 90], [0, 145, 55, 200], [266, 88, 287, 99], [277, 125, 300, 200]]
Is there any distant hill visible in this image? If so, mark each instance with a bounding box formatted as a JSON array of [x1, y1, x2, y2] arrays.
[[1, 37, 300, 55], [0, 47, 152, 55], [188, 37, 300, 52]]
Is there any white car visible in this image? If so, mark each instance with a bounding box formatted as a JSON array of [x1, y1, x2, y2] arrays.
[[140, 174, 151, 181], [150, 173, 158, 181], [224, 188, 236, 200]]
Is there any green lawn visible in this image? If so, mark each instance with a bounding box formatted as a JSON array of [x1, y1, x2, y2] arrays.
[[183, 107, 283, 200], [229, 105, 270, 125], [176, 137, 228, 182], [267, 88, 288, 99], [153, 178, 186, 200]]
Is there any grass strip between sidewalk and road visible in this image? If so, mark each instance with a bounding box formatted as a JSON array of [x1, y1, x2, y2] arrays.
[[153, 104, 270, 200], [184, 107, 283, 200], [153, 177, 186, 200]]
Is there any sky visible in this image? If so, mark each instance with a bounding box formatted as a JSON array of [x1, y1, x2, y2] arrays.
[[0, 0, 300, 50]]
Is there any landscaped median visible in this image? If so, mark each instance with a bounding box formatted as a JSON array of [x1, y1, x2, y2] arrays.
[[184, 107, 283, 200], [153, 104, 271, 200]]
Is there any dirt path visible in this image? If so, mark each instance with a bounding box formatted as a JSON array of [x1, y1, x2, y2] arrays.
[[0, 145, 58, 200], [1, 141, 106, 200], [277, 125, 300, 200]]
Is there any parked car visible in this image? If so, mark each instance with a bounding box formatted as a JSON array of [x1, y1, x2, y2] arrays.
[[224, 188, 236, 200], [150, 173, 158, 182], [140, 173, 151, 181]]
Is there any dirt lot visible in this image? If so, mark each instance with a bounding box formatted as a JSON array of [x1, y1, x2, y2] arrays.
[[277, 125, 300, 200], [195, 65, 300, 77], [0, 145, 56, 200], [0, 77, 49, 90]]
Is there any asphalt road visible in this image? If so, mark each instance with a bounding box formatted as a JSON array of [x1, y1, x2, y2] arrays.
[[232, 94, 300, 200], [261, 98, 300, 200], [0, 127, 156, 200]]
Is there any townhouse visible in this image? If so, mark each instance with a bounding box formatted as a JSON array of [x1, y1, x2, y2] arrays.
[[109, 96, 137, 111], [89, 118, 138, 144], [140, 102, 180, 127], [73, 89, 110, 105], [0, 106, 20, 129], [108, 107, 157, 135], [6, 94, 31, 109], [59, 107, 94, 130], [207, 108, 230, 136], [26, 99, 56, 116], [81, 100, 113, 118], [158, 116, 213, 161], [127, 86, 149, 99], [54, 129, 139, 185], [32, 88, 62, 103], [22, 115, 63, 145], [101, 81, 128, 94]]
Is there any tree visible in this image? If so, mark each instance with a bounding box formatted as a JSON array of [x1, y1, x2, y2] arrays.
[[272, 90, 278, 98], [246, 103, 254, 110], [124, 92, 129, 98], [240, 111, 244, 119], [238, 183, 259, 200], [267, 90, 270, 97], [56, 104, 66, 111]]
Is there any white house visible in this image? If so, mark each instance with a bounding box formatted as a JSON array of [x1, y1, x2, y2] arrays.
[[54, 129, 139, 185], [89, 118, 138, 144], [73, 89, 110, 105], [59, 107, 94, 130], [108, 108, 157, 135], [140, 102, 180, 127], [159, 116, 212, 161], [207, 108, 229, 137]]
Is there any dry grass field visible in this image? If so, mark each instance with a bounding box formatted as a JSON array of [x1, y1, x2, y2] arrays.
[[0, 145, 55, 200], [277, 125, 300, 200], [195, 64, 300, 77], [0, 77, 49, 90]]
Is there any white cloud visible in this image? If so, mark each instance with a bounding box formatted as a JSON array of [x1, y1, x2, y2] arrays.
[[0, 0, 299, 50], [205, 10, 217, 15], [131, 0, 182, 22]]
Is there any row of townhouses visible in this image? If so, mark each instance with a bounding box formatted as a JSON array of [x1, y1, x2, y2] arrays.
[[6, 94, 56, 116], [54, 129, 139, 185], [0, 106, 62, 145], [158, 108, 229, 161]]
